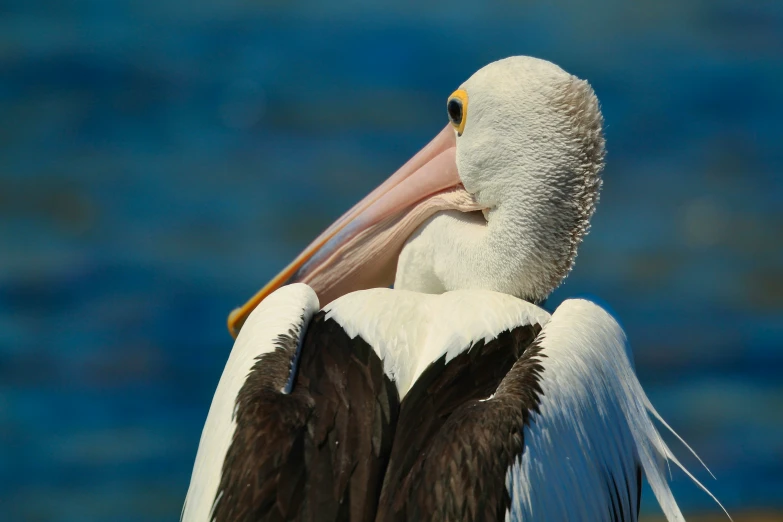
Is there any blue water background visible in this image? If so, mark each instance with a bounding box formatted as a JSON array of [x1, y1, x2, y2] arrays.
[[1, 1, 781, 520]]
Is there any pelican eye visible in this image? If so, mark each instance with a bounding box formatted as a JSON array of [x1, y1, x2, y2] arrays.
[[447, 89, 468, 136], [447, 99, 462, 125]]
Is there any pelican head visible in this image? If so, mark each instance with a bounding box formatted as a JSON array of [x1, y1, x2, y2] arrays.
[[229, 56, 605, 337]]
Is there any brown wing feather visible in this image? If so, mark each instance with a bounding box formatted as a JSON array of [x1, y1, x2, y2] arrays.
[[212, 312, 399, 522], [375, 323, 543, 522]]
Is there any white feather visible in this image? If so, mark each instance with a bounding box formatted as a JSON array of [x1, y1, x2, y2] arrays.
[[181, 283, 319, 522], [324, 288, 551, 399], [504, 298, 720, 522]]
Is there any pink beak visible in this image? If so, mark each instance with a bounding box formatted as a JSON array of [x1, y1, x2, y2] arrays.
[[228, 124, 483, 337]]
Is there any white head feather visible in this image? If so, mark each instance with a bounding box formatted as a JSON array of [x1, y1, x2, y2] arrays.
[[396, 56, 604, 303]]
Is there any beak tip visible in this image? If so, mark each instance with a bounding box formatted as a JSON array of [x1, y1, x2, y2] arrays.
[[227, 308, 244, 339]]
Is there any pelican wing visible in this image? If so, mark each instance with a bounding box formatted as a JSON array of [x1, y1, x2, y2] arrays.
[[505, 299, 686, 522], [375, 322, 543, 521], [374, 298, 687, 522], [182, 284, 400, 522]]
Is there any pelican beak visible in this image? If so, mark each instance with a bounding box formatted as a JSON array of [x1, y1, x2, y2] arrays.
[[228, 124, 482, 337]]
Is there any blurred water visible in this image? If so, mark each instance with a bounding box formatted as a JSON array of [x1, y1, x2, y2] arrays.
[[1, 1, 781, 520]]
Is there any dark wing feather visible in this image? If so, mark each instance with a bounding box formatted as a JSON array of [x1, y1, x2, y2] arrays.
[[375, 323, 542, 522], [212, 312, 399, 522]]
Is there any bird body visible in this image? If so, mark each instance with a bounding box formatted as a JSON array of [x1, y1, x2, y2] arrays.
[[183, 56, 722, 521], [184, 285, 689, 521]]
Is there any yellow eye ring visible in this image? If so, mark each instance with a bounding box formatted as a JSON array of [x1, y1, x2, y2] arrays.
[[447, 89, 468, 136]]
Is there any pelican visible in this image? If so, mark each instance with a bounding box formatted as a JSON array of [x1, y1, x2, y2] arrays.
[[182, 56, 722, 521]]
